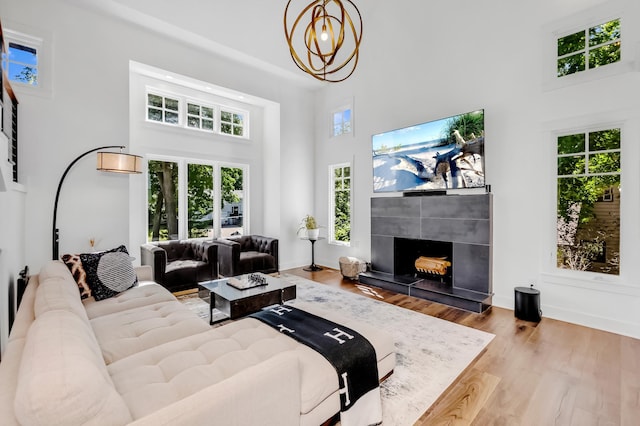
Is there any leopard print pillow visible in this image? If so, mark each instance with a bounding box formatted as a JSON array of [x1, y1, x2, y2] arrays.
[[61, 253, 92, 299]]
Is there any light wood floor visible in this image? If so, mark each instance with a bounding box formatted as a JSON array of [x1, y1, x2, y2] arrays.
[[283, 266, 640, 426]]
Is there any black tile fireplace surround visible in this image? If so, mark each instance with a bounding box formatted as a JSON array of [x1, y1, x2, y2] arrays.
[[359, 194, 493, 313]]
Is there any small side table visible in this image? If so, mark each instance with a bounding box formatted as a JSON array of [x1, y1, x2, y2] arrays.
[[302, 237, 324, 271]]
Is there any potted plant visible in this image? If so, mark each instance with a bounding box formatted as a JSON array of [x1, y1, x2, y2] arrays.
[[298, 214, 320, 240]]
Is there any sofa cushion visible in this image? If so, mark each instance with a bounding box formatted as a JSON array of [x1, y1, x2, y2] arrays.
[[83, 282, 176, 320], [34, 275, 90, 323], [14, 310, 132, 426], [108, 318, 336, 420], [239, 251, 275, 272], [90, 300, 211, 364], [81, 245, 138, 301]]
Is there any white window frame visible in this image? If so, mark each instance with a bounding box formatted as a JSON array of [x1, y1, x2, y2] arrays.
[[2, 26, 52, 98], [2, 30, 40, 86], [328, 162, 352, 246], [555, 126, 621, 276], [145, 87, 250, 140], [146, 156, 250, 241], [219, 107, 249, 138], [186, 100, 216, 132], [556, 18, 621, 78], [541, 1, 634, 91], [330, 102, 354, 138], [146, 91, 181, 126]]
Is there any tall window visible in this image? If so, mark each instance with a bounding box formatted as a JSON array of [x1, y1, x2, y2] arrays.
[[147, 93, 180, 125], [557, 19, 620, 77], [2, 41, 38, 86], [148, 160, 179, 241], [219, 166, 245, 237], [332, 106, 352, 137], [148, 159, 247, 241], [556, 128, 621, 275], [329, 163, 351, 245], [188, 163, 214, 238]]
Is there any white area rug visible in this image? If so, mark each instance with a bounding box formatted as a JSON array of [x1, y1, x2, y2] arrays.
[[182, 275, 494, 425]]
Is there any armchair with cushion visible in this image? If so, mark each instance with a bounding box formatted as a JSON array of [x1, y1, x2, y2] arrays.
[[140, 238, 218, 292], [213, 235, 278, 277]]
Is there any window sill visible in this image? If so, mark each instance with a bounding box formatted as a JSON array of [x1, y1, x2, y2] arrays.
[[540, 271, 640, 297]]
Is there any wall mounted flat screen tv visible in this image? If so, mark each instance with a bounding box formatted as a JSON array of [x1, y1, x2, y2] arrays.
[[372, 109, 485, 193]]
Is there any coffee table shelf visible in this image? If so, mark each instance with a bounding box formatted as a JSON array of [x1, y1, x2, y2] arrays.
[[198, 273, 296, 324]]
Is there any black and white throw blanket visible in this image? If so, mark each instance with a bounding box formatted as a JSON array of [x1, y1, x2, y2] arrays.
[[250, 305, 382, 426]]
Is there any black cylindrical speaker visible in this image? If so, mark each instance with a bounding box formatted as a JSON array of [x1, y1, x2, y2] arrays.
[[514, 286, 541, 322]]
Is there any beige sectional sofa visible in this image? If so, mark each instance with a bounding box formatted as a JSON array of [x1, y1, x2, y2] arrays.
[[0, 260, 395, 425]]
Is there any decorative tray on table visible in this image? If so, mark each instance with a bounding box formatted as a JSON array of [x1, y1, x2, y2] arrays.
[[226, 273, 269, 290]]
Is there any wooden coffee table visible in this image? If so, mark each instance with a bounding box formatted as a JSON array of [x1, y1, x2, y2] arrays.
[[197, 273, 296, 324]]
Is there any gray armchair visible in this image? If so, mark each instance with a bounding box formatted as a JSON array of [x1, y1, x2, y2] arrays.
[[140, 238, 218, 292], [213, 235, 278, 277]]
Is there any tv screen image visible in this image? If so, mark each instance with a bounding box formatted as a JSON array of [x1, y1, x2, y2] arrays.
[[372, 109, 485, 193]]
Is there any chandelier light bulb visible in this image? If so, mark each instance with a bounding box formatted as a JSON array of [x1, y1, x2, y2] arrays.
[[320, 24, 329, 41]]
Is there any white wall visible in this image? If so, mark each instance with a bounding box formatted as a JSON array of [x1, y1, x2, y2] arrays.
[[4, 0, 640, 341], [0, 167, 26, 356], [3, 0, 317, 274], [313, 0, 640, 338]]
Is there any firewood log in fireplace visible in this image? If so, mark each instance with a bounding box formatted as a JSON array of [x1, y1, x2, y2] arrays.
[[415, 256, 451, 276]]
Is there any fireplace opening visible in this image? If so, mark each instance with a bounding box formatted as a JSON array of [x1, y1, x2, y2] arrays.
[[394, 238, 453, 285]]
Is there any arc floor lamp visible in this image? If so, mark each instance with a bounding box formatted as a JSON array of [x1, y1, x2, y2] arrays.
[[52, 145, 142, 260]]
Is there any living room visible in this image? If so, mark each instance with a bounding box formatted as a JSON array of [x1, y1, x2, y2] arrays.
[[0, 0, 639, 423]]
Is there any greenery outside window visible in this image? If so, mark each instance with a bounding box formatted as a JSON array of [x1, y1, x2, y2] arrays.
[[147, 93, 180, 125], [187, 102, 215, 131], [148, 158, 247, 241], [188, 164, 214, 238], [329, 163, 351, 245], [556, 128, 621, 275], [557, 19, 620, 77], [332, 107, 352, 137], [148, 160, 179, 241], [220, 109, 245, 137]]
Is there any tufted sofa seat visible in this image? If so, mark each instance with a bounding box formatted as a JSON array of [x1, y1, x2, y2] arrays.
[[213, 235, 278, 277], [0, 260, 395, 426], [141, 238, 218, 292]]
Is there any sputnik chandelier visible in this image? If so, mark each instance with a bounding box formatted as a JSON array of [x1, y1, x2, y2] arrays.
[[284, 0, 363, 83]]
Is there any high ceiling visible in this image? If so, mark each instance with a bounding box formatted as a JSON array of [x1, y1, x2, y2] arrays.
[[66, 0, 328, 86]]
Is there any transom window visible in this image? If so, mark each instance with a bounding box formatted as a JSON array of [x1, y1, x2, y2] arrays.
[[556, 128, 621, 275], [147, 93, 180, 125], [220, 109, 245, 137], [187, 102, 215, 131], [329, 163, 351, 245], [146, 90, 249, 139], [557, 19, 621, 77], [2, 41, 38, 86]]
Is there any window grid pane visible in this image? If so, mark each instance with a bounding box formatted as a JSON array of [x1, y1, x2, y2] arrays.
[[5, 42, 38, 85], [556, 19, 621, 78], [147, 93, 180, 125], [221, 110, 245, 136]]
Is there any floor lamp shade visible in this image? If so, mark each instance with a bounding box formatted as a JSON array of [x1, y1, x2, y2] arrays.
[[97, 152, 142, 174], [52, 146, 142, 260]]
